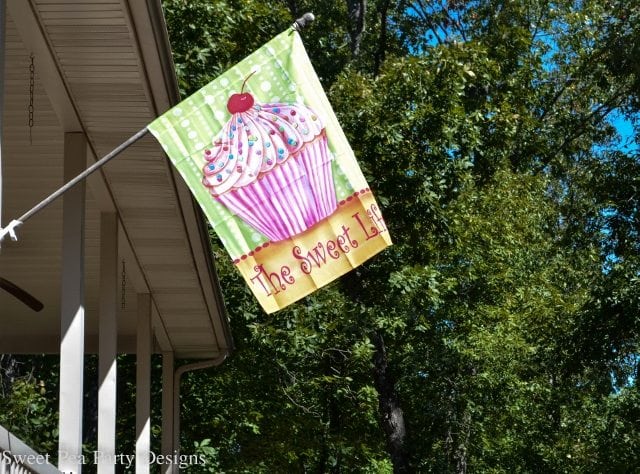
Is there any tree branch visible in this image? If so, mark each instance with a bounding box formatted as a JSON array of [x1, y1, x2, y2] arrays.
[[346, 0, 367, 57], [374, 0, 390, 76]]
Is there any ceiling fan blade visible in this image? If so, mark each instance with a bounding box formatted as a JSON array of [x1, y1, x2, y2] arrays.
[[0, 277, 44, 312]]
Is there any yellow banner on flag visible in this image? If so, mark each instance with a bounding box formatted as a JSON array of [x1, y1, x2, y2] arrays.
[[148, 28, 391, 313]]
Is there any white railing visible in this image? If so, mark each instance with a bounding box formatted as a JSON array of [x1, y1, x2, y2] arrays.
[[0, 425, 61, 474]]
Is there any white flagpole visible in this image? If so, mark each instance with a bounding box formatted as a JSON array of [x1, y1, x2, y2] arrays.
[[0, 12, 316, 244], [0, 127, 149, 243]]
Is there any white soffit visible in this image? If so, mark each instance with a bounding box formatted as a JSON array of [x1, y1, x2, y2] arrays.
[[0, 0, 232, 358]]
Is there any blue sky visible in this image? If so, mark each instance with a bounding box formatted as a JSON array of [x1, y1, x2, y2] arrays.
[[611, 113, 638, 152]]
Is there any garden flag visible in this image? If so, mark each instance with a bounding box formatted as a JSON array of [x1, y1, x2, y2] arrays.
[[148, 28, 391, 313]]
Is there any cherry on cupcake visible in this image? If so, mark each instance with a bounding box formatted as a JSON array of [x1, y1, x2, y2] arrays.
[[227, 71, 257, 114]]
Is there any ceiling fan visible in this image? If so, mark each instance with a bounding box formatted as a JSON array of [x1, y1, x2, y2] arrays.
[[0, 277, 43, 312]]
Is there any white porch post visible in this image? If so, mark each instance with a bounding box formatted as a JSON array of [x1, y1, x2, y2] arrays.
[[58, 132, 87, 474], [136, 293, 152, 473], [161, 351, 174, 474], [97, 212, 118, 473]]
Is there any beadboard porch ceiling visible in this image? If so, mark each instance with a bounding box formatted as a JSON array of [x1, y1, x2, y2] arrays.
[[0, 0, 233, 358]]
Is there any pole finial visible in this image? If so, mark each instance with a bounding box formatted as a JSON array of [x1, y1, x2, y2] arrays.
[[293, 12, 315, 31]]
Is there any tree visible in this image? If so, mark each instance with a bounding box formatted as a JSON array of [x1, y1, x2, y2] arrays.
[[5, 1, 638, 471], [165, 0, 640, 471]]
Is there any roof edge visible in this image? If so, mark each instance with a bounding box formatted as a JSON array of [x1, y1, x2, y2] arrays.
[[144, 0, 235, 354]]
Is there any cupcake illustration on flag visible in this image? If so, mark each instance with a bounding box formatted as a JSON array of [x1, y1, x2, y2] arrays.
[[202, 73, 337, 242]]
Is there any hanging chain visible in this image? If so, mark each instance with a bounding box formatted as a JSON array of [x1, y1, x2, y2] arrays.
[[28, 53, 35, 145], [121, 260, 127, 310]]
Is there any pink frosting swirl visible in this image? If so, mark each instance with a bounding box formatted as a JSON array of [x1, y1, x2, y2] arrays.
[[202, 102, 325, 196]]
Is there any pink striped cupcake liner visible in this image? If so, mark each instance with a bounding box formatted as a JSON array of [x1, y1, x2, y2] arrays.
[[216, 135, 337, 241]]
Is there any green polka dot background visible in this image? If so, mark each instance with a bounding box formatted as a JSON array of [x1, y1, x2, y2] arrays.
[[149, 29, 366, 260]]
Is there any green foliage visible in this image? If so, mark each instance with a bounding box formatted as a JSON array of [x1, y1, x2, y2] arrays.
[[0, 376, 58, 455], [4, 1, 638, 472], [191, 438, 222, 472], [163, 0, 640, 471], [163, 0, 288, 95]]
